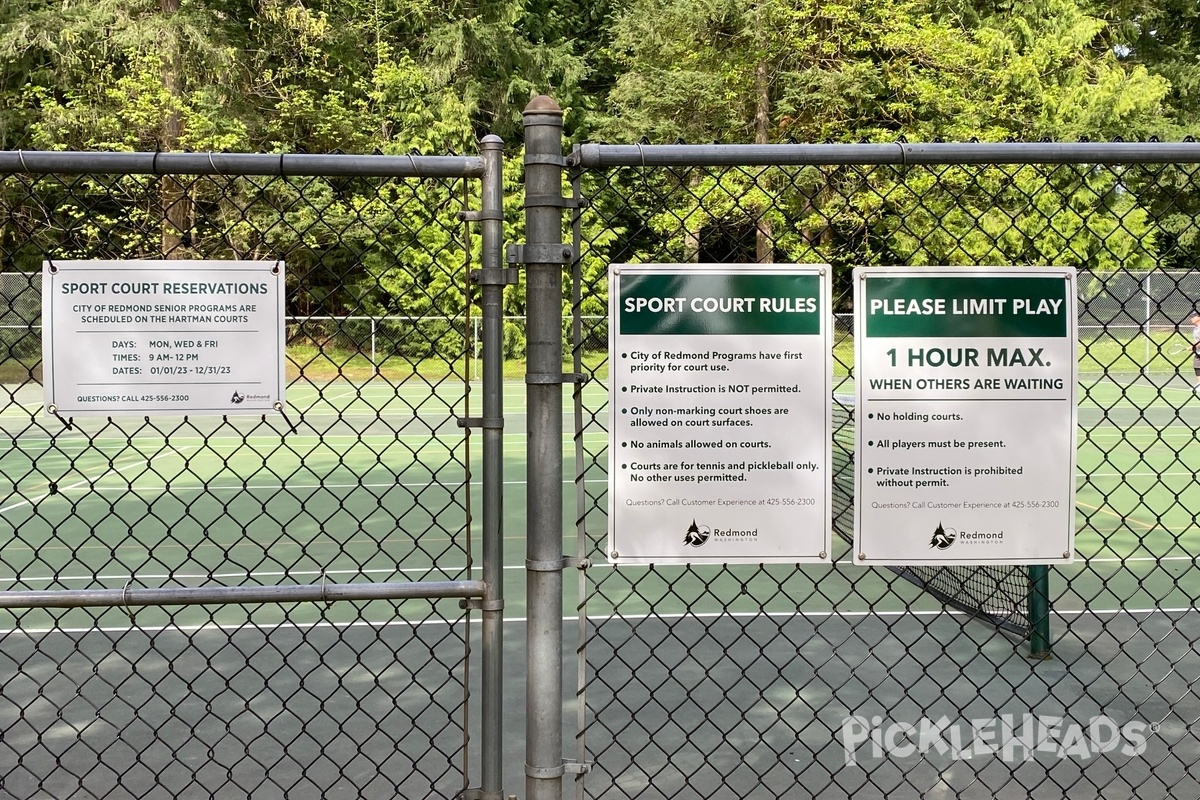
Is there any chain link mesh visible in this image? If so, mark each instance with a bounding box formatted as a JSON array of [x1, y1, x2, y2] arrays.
[[0, 168, 480, 798], [571, 158, 1200, 799], [5, 148, 1200, 799]]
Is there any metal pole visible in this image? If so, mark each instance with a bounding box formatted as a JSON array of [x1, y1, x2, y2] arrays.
[[1028, 565, 1052, 659], [0, 150, 486, 178], [571, 141, 1200, 169], [0, 579, 486, 609], [523, 95, 566, 800], [479, 134, 506, 800]]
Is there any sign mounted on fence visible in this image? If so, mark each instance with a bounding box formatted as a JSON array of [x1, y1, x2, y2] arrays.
[[853, 266, 1078, 565], [608, 264, 832, 565], [43, 260, 286, 416]]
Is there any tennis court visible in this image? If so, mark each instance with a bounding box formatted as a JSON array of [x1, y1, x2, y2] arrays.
[[1, 368, 1195, 629], [1, 357, 1199, 798], [1, 142, 1196, 800], [572, 362, 1200, 800], [0, 374, 502, 798]]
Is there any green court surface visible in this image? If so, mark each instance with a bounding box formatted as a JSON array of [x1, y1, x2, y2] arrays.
[[0, 371, 1195, 634]]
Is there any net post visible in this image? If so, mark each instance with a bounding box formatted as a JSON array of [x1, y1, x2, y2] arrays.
[[1027, 564, 1052, 658]]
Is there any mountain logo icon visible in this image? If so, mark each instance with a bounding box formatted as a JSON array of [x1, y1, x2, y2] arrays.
[[930, 523, 956, 550], [683, 519, 711, 548]]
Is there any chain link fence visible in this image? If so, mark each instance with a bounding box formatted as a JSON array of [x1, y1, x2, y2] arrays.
[[566, 145, 1200, 799], [0, 152, 506, 799], [6, 133, 1200, 800]]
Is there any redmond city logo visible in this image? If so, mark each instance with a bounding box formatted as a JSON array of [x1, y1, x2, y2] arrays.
[[230, 391, 272, 405], [930, 523, 956, 550], [684, 519, 711, 548], [683, 519, 759, 547], [930, 521, 1005, 549]]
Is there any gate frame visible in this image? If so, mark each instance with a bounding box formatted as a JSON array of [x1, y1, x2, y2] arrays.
[[0, 144, 508, 800]]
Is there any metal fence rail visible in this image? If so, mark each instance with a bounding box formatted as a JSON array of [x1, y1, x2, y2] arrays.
[[561, 139, 1200, 799]]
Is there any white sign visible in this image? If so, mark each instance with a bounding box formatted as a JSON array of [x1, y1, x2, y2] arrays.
[[608, 264, 832, 565], [853, 266, 1078, 565], [43, 260, 286, 416]]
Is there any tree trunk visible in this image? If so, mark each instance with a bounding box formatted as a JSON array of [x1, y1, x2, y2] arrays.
[[159, 0, 191, 257], [754, 59, 774, 264], [684, 170, 702, 263]]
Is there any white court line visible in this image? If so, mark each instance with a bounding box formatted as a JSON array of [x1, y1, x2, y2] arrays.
[[0, 481, 509, 498], [0, 423, 1192, 444], [0, 449, 604, 491], [0, 555, 1192, 588], [1083, 556, 1199, 563], [0, 424, 610, 449], [1, 605, 1194, 637], [11, 465, 1199, 494], [0, 445, 193, 515]]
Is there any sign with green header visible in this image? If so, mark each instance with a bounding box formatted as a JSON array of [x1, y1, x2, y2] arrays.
[[620, 273, 822, 336], [853, 266, 1078, 566], [609, 264, 832, 565]]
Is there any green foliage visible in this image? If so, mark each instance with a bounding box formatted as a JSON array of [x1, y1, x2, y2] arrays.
[[604, 0, 988, 143], [874, 166, 1157, 270], [974, 0, 1172, 140], [423, 7, 587, 139], [2, 0, 245, 150], [1102, 0, 1200, 133], [2, 0, 1198, 360], [591, 0, 1177, 293]]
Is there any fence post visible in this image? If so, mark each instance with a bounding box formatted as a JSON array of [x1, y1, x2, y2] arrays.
[[479, 134, 507, 799], [522, 95, 567, 800]]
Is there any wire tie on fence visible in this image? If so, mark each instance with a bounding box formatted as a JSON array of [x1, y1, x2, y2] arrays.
[[47, 405, 72, 430], [636, 142, 646, 167], [122, 577, 137, 624], [207, 152, 220, 175], [17, 150, 28, 173], [319, 570, 330, 607], [896, 141, 908, 166], [274, 402, 298, 435], [407, 153, 421, 178]]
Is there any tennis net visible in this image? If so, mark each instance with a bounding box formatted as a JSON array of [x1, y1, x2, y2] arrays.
[[832, 394, 1031, 636]]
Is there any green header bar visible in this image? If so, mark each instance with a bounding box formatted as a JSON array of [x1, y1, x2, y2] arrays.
[[864, 275, 1069, 337], [619, 272, 821, 335]]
